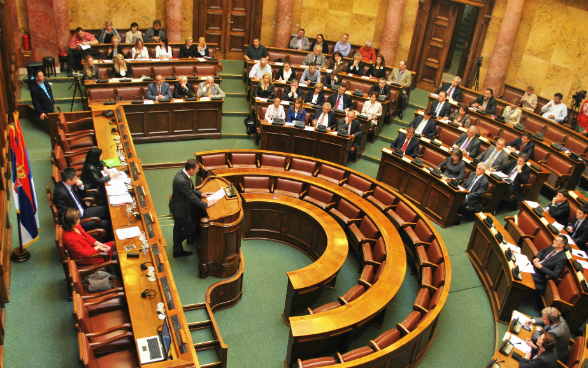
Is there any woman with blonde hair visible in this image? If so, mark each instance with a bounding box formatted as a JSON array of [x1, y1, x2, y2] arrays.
[[82, 55, 99, 80], [180, 37, 197, 58], [501, 98, 522, 125], [253, 72, 275, 99], [131, 38, 149, 59], [108, 54, 133, 78], [196, 37, 209, 57]]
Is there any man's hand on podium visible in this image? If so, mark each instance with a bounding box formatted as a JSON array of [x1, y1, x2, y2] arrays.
[[207, 199, 218, 208], [201, 192, 214, 197]]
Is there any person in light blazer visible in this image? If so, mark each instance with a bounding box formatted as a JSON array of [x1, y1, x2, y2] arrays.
[[475, 138, 509, 169], [196, 76, 225, 98], [289, 28, 310, 51], [125, 22, 142, 44], [303, 45, 326, 68], [146, 74, 173, 100], [452, 126, 481, 157]]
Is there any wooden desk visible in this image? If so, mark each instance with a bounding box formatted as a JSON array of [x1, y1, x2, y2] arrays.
[[90, 99, 223, 143], [85, 76, 222, 91], [377, 147, 468, 227], [95, 58, 219, 77], [92, 106, 200, 367], [485, 311, 536, 368], [240, 193, 348, 319], [467, 213, 536, 322]]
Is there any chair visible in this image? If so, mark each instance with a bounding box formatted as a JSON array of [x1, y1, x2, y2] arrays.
[[199, 153, 228, 173], [337, 346, 374, 363], [366, 187, 397, 212], [297, 357, 337, 368], [520, 230, 552, 260], [132, 66, 152, 78], [404, 219, 435, 257], [317, 165, 346, 185], [239, 176, 272, 193], [78, 332, 139, 368], [58, 113, 94, 139], [69, 260, 125, 314], [342, 174, 373, 197], [197, 65, 217, 77], [543, 126, 567, 144], [542, 154, 574, 191], [421, 148, 446, 167], [175, 65, 196, 77], [504, 211, 541, 245], [230, 153, 258, 168], [153, 66, 174, 78], [308, 284, 366, 315], [303, 185, 336, 210], [56, 125, 96, 151], [386, 201, 418, 230], [413, 286, 444, 314], [358, 265, 375, 288], [348, 216, 380, 253], [562, 336, 583, 368], [274, 178, 304, 198], [52, 144, 84, 174], [396, 311, 423, 336], [88, 88, 116, 103], [260, 154, 287, 170], [421, 261, 446, 292], [56, 127, 93, 160], [542, 272, 579, 315], [362, 236, 386, 268], [289, 158, 318, 176], [414, 239, 443, 274], [115, 86, 143, 101], [369, 328, 401, 351], [329, 199, 361, 227], [43, 56, 56, 77]]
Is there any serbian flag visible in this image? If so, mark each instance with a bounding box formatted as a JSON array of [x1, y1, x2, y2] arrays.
[[9, 113, 39, 248]]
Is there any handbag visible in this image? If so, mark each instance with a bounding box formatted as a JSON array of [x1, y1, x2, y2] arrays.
[[83, 270, 115, 292]]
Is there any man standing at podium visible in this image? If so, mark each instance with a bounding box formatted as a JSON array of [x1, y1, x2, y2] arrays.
[[169, 159, 217, 258]]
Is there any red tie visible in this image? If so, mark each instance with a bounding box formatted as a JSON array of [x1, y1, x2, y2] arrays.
[[520, 142, 525, 152], [402, 137, 409, 152], [336, 95, 342, 109]]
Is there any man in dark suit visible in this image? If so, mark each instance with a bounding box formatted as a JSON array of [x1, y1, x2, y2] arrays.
[[493, 154, 530, 204], [566, 205, 588, 250], [304, 83, 325, 105], [283, 79, 304, 103], [470, 88, 497, 114], [169, 159, 217, 257], [435, 76, 463, 101], [328, 85, 355, 111], [312, 102, 336, 129], [409, 108, 437, 137], [345, 53, 364, 75], [531, 235, 568, 291], [337, 110, 362, 150], [460, 162, 489, 213], [507, 131, 535, 160], [430, 91, 452, 118], [391, 127, 419, 158], [53, 167, 110, 232], [548, 189, 571, 225], [30, 70, 55, 120], [475, 138, 509, 169], [146, 74, 173, 100], [368, 78, 391, 101], [452, 126, 480, 157], [525, 307, 571, 363]]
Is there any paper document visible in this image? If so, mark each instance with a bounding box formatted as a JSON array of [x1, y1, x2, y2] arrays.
[[361, 76, 370, 79], [200, 97, 210, 101], [108, 193, 133, 205], [509, 334, 532, 354], [304, 126, 314, 131], [144, 100, 154, 105], [103, 158, 121, 167], [524, 200, 540, 209], [328, 131, 338, 135], [150, 59, 162, 61], [197, 58, 206, 62], [511, 310, 533, 325], [104, 185, 128, 196], [493, 172, 509, 178], [102, 60, 113, 64], [551, 222, 564, 231], [208, 188, 226, 202], [402, 157, 411, 163], [273, 62, 284, 66], [116, 226, 142, 240], [505, 242, 522, 254], [514, 253, 533, 273], [577, 259, 588, 270], [430, 94, 439, 98], [79, 44, 91, 50], [571, 248, 587, 259]]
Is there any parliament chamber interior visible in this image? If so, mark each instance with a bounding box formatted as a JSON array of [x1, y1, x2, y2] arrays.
[[1, 0, 588, 367]]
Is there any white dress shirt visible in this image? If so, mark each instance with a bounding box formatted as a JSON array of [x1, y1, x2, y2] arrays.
[[541, 100, 568, 123], [265, 105, 285, 122]]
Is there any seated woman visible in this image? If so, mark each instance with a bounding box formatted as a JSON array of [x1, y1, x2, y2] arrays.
[[287, 97, 306, 123], [108, 54, 133, 78], [155, 38, 173, 59], [276, 60, 295, 82], [324, 51, 346, 87], [106, 36, 124, 59], [173, 76, 195, 98], [448, 103, 471, 127], [253, 72, 275, 99], [131, 38, 149, 59], [265, 96, 286, 122], [304, 83, 325, 105], [520, 332, 557, 368], [62, 208, 115, 265], [362, 91, 382, 126], [309, 34, 329, 54], [97, 21, 120, 44], [438, 149, 465, 181], [179, 37, 197, 58], [82, 55, 99, 80], [80, 147, 119, 203], [195, 37, 209, 57], [125, 22, 142, 44], [520, 85, 537, 112], [366, 55, 386, 79], [501, 98, 522, 126]]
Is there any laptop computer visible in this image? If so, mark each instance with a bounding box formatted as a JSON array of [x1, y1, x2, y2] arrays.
[[137, 317, 173, 364]]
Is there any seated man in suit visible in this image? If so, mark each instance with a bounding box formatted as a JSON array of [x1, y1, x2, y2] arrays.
[[492, 153, 530, 206], [430, 91, 452, 118], [173, 75, 195, 99], [531, 235, 568, 291], [328, 85, 355, 112], [196, 76, 225, 98], [524, 307, 571, 363], [30, 70, 55, 121], [452, 126, 480, 157], [303, 45, 326, 68], [300, 62, 321, 84], [475, 138, 509, 170], [566, 205, 588, 250], [470, 88, 497, 114], [289, 28, 310, 51], [521, 332, 558, 368], [146, 73, 173, 100], [346, 53, 365, 76], [368, 78, 391, 101], [547, 188, 571, 225], [312, 102, 336, 129], [305, 83, 325, 106], [53, 167, 110, 233], [387, 60, 411, 118], [435, 76, 462, 101], [409, 108, 437, 137], [507, 131, 535, 160], [283, 79, 303, 103], [391, 127, 419, 158], [337, 110, 362, 151], [459, 162, 489, 215]]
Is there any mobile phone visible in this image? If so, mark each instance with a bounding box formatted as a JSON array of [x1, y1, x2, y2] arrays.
[[125, 244, 136, 251]]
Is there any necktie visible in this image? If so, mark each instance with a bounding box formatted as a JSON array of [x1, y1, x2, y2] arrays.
[[348, 122, 352, 135], [69, 186, 85, 216], [416, 118, 428, 134], [380, 88, 384, 94], [520, 142, 525, 152], [468, 176, 479, 192], [574, 221, 581, 237], [318, 114, 325, 126], [540, 250, 557, 264], [401, 137, 409, 152], [448, 87, 453, 97], [460, 138, 471, 150], [336, 95, 342, 110], [486, 150, 498, 167], [314, 55, 317, 63], [436, 102, 442, 115], [207, 88, 210, 97], [397, 71, 402, 83]]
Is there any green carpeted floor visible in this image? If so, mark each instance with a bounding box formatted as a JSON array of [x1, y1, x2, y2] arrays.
[[6, 60, 569, 367]]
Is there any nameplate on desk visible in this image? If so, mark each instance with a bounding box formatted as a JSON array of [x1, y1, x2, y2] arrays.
[[540, 217, 550, 226], [399, 128, 407, 134], [119, 124, 127, 140], [124, 142, 133, 158], [383, 148, 392, 154], [458, 126, 468, 132], [440, 146, 450, 152], [144, 100, 154, 104], [200, 97, 210, 101], [102, 60, 113, 64], [401, 156, 411, 163], [150, 58, 162, 62], [173, 99, 183, 103], [299, 83, 308, 87], [479, 136, 489, 142], [130, 162, 139, 181], [169, 315, 188, 354], [569, 191, 579, 199], [421, 137, 431, 143], [160, 276, 175, 311], [151, 242, 164, 273], [361, 76, 370, 79], [274, 62, 284, 66], [136, 186, 146, 208], [144, 214, 155, 239], [256, 97, 268, 102], [430, 94, 438, 98], [463, 158, 471, 163]]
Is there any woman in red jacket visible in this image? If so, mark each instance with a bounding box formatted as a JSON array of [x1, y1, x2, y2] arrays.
[[62, 208, 114, 264]]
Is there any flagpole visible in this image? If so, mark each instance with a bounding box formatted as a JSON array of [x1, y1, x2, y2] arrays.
[[11, 213, 31, 262]]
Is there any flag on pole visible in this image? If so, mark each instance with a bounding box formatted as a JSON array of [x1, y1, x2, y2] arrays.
[[9, 112, 39, 248]]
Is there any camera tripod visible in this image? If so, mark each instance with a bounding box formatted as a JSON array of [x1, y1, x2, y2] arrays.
[[467, 64, 481, 91], [68, 75, 87, 111]]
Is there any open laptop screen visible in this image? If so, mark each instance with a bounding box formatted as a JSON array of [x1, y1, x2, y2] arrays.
[[161, 317, 173, 359]]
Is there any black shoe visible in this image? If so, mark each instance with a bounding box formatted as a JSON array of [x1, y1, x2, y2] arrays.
[[173, 250, 193, 258], [398, 111, 403, 119]]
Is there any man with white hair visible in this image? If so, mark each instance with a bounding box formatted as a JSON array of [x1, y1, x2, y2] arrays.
[[303, 45, 326, 68], [435, 76, 463, 101], [359, 40, 376, 62], [460, 162, 489, 213], [173, 75, 195, 99], [196, 76, 225, 98]]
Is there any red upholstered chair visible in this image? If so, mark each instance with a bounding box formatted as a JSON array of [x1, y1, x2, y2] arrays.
[[354, 100, 365, 112], [414, 239, 443, 274], [260, 154, 288, 170], [373, 260, 386, 284], [199, 153, 228, 173], [175, 66, 196, 77], [337, 346, 374, 363], [533, 145, 550, 164], [438, 128, 462, 147], [274, 178, 304, 198], [239, 176, 272, 193], [171, 47, 180, 57], [317, 165, 346, 185], [115, 87, 142, 101], [421, 261, 446, 292], [297, 357, 337, 368], [387, 201, 418, 230], [404, 219, 435, 257], [348, 216, 380, 253], [303, 185, 336, 210], [413, 285, 444, 314], [78, 332, 139, 368], [542, 272, 579, 315], [56, 128, 93, 164], [53, 144, 83, 173], [362, 236, 386, 268], [542, 154, 574, 191], [500, 130, 519, 146], [563, 336, 583, 368], [88, 88, 115, 103], [342, 174, 373, 197], [521, 230, 552, 260], [366, 186, 397, 212], [477, 119, 501, 140], [420, 148, 446, 167], [397, 311, 423, 336], [57, 125, 96, 150], [564, 136, 588, 156], [329, 199, 361, 226], [308, 285, 366, 315], [197, 65, 217, 77], [153, 66, 174, 77], [504, 211, 541, 245], [132, 66, 152, 78], [358, 265, 375, 288], [58, 113, 94, 139], [369, 328, 401, 351], [289, 158, 318, 176], [69, 261, 125, 310], [543, 126, 566, 144], [230, 153, 258, 168]]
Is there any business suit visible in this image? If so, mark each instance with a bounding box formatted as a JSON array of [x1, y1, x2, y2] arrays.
[[169, 170, 207, 253], [507, 137, 535, 161], [146, 82, 173, 100], [453, 133, 480, 157], [108, 65, 133, 79], [496, 159, 530, 202], [337, 118, 362, 148], [289, 36, 310, 51], [518, 349, 558, 368], [548, 200, 570, 226], [179, 45, 197, 58], [438, 157, 465, 181], [461, 174, 489, 212], [304, 91, 325, 105], [430, 100, 452, 118], [312, 109, 336, 129], [435, 83, 462, 101], [53, 181, 109, 232], [391, 133, 419, 158], [387, 68, 412, 89], [346, 61, 365, 76], [303, 53, 326, 68], [569, 217, 588, 250], [368, 84, 391, 101], [530, 318, 570, 363], [196, 82, 225, 98], [283, 86, 304, 102], [275, 68, 296, 82], [30, 81, 55, 116], [470, 95, 497, 114], [532, 245, 567, 291], [409, 116, 437, 137], [475, 147, 509, 169], [328, 92, 355, 111], [173, 82, 194, 98]]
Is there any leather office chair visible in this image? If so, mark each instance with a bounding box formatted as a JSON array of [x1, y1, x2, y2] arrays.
[[420, 149, 446, 167], [240, 176, 272, 193], [303, 185, 336, 210], [562, 336, 583, 368], [199, 153, 228, 173], [58, 113, 94, 139], [56, 129, 92, 166], [348, 216, 380, 254], [174, 66, 195, 76], [57, 126, 96, 152], [542, 272, 579, 316], [373, 260, 386, 284], [78, 332, 139, 368], [88, 88, 116, 103], [386, 201, 418, 230], [115, 86, 142, 101], [317, 165, 346, 185], [260, 154, 288, 170], [533, 145, 550, 165], [358, 265, 375, 288], [197, 65, 217, 77], [397, 310, 423, 336], [308, 284, 366, 315], [421, 261, 445, 292], [329, 199, 361, 227], [504, 210, 541, 245], [542, 154, 573, 191], [414, 239, 443, 274], [132, 66, 152, 78], [366, 186, 397, 212], [153, 66, 174, 78], [362, 236, 386, 268], [413, 286, 444, 314], [369, 328, 401, 351], [342, 174, 373, 197], [289, 158, 318, 176], [544, 126, 567, 144], [404, 219, 435, 257], [337, 346, 374, 363], [274, 178, 304, 198], [230, 153, 258, 168], [521, 230, 552, 260], [52, 144, 84, 174], [297, 357, 337, 368], [69, 260, 125, 314]]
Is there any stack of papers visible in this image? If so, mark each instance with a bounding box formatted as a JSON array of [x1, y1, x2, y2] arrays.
[[108, 193, 133, 205], [115, 226, 141, 240], [509, 334, 532, 354], [551, 222, 564, 231], [208, 188, 226, 201], [571, 248, 587, 258], [524, 200, 540, 208], [512, 310, 532, 325]]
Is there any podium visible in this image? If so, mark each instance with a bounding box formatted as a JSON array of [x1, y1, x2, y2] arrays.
[[196, 176, 244, 278]]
